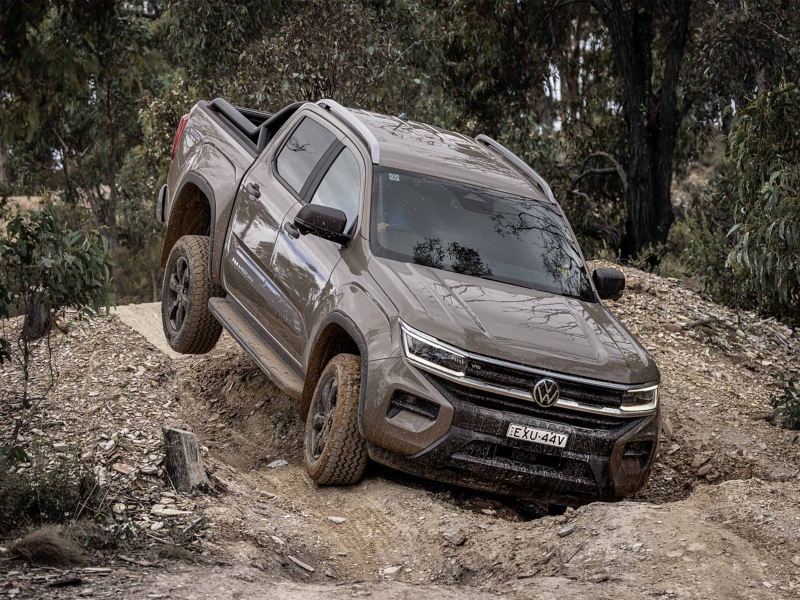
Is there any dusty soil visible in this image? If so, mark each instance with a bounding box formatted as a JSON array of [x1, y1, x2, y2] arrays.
[[2, 262, 800, 599]]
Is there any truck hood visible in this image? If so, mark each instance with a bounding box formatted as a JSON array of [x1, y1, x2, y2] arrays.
[[368, 257, 659, 385]]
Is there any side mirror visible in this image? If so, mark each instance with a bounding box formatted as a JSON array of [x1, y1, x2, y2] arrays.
[[294, 204, 351, 245], [593, 267, 625, 301]]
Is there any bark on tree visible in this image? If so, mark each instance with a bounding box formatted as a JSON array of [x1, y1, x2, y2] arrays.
[[149, 246, 160, 302], [25, 287, 51, 342], [105, 78, 119, 254], [560, 9, 584, 127], [588, 0, 692, 260], [162, 427, 210, 492]]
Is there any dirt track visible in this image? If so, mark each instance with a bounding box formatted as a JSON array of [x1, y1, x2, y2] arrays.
[[134, 261, 800, 597], [4, 263, 800, 598]]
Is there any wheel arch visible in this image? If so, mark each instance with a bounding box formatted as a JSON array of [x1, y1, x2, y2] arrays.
[[302, 312, 368, 432], [160, 172, 217, 276]]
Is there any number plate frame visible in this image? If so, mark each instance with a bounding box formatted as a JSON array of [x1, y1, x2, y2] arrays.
[[505, 423, 569, 448]]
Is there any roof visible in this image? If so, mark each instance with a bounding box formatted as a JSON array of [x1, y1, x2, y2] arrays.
[[348, 109, 549, 202]]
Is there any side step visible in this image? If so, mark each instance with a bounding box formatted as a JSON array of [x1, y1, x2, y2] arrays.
[[209, 298, 304, 400]]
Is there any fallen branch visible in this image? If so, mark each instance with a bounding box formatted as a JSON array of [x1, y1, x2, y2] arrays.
[[118, 555, 155, 567], [564, 542, 585, 564], [684, 317, 717, 329]]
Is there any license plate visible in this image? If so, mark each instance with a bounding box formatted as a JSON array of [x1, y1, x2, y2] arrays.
[[506, 423, 568, 448]]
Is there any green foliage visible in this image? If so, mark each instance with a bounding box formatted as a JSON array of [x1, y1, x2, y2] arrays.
[[164, 0, 291, 96], [0, 1, 95, 143], [138, 80, 198, 187], [0, 444, 102, 537], [113, 81, 194, 302], [625, 243, 667, 273], [723, 82, 800, 322], [771, 378, 800, 431], [684, 0, 800, 144], [0, 199, 115, 322], [223, 0, 422, 114], [681, 201, 739, 303], [3, 0, 800, 307]]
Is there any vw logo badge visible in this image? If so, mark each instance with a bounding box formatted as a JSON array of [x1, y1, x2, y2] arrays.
[[532, 378, 560, 407]]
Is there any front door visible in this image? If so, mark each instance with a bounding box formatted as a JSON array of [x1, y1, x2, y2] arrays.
[[271, 140, 365, 362], [222, 114, 341, 366]]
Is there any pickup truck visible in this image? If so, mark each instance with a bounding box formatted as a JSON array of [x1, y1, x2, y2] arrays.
[[156, 97, 661, 506]]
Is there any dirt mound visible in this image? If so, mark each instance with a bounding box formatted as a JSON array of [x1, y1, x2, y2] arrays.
[[4, 262, 800, 599], [174, 332, 304, 470], [166, 260, 800, 596]]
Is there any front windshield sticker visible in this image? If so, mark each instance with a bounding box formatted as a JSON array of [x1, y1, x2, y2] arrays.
[[389, 173, 400, 181]]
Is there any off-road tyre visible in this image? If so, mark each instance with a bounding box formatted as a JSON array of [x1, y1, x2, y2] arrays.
[[161, 235, 223, 354], [304, 354, 368, 485]]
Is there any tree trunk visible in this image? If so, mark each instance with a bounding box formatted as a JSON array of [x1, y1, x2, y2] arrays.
[[104, 78, 126, 298], [105, 84, 119, 254], [538, 91, 555, 130], [24, 287, 51, 342], [589, 0, 691, 259], [559, 11, 584, 126], [149, 242, 160, 302]]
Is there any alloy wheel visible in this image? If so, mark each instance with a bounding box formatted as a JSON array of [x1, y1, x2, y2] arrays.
[[167, 256, 191, 334], [310, 376, 338, 460]]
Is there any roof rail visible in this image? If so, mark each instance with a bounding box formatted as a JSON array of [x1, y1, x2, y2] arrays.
[[474, 134, 555, 203], [317, 99, 381, 165]]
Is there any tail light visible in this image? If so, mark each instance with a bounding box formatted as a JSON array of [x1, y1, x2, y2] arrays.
[[171, 114, 190, 160]]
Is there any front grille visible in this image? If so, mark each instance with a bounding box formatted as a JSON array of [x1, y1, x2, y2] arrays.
[[426, 373, 628, 430], [466, 359, 625, 408]]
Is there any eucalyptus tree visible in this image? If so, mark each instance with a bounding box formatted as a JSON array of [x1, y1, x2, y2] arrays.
[[395, 0, 799, 260]]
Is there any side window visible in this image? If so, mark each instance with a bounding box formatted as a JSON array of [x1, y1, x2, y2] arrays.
[[310, 147, 361, 231], [276, 117, 336, 194]]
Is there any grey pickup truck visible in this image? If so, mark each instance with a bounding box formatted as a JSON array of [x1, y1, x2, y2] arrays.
[[156, 97, 661, 506]]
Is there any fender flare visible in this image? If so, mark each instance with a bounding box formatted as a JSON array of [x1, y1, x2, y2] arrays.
[[308, 311, 369, 435], [168, 172, 217, 276]]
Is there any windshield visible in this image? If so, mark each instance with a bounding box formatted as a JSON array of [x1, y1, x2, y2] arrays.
[[370, 168, 595, 302]]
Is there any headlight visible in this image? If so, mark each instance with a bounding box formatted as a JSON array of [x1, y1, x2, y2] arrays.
[[401, 323, 467, 377], [620, 385, 658, 413]]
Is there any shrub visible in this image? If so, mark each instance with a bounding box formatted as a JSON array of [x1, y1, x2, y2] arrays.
[[681, 200, 743, 305], [723, 82, 800, 323], [771, 378, 800, 431], [0, 198, 114, 449], [0, 445, 103, 537]]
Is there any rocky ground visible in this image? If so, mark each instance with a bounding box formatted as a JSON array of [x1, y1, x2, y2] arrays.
[[1, 261, 799, 599]]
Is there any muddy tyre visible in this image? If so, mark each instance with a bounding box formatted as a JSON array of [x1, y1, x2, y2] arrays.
[[304, 354, 368, 485], [161, 235, 223, 354]]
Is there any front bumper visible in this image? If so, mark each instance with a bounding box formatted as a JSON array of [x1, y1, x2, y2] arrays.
[[363, 357, 660, 506]]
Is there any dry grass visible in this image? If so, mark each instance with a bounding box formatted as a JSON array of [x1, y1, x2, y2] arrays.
[[10, 526, 85, 566]]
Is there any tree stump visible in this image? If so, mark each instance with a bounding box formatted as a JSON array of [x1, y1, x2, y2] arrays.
[[162, 427, 209, 492]]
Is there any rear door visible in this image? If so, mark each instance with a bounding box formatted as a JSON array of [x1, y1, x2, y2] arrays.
[[270, 136, 366, 362], [222, 113, 342, 369]]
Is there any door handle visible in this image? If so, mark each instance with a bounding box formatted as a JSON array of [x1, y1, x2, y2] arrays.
[[284, 221, 300, 239], [245, 182, 261, 198]]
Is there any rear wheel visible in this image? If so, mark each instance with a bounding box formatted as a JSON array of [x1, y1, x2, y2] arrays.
[[161, 235, 223, 354], [304, 354, 368, 485]]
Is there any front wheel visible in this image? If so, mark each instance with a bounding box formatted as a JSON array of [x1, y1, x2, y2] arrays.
[[161, 235, 223, 354], [304, 354, 368, 485]]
